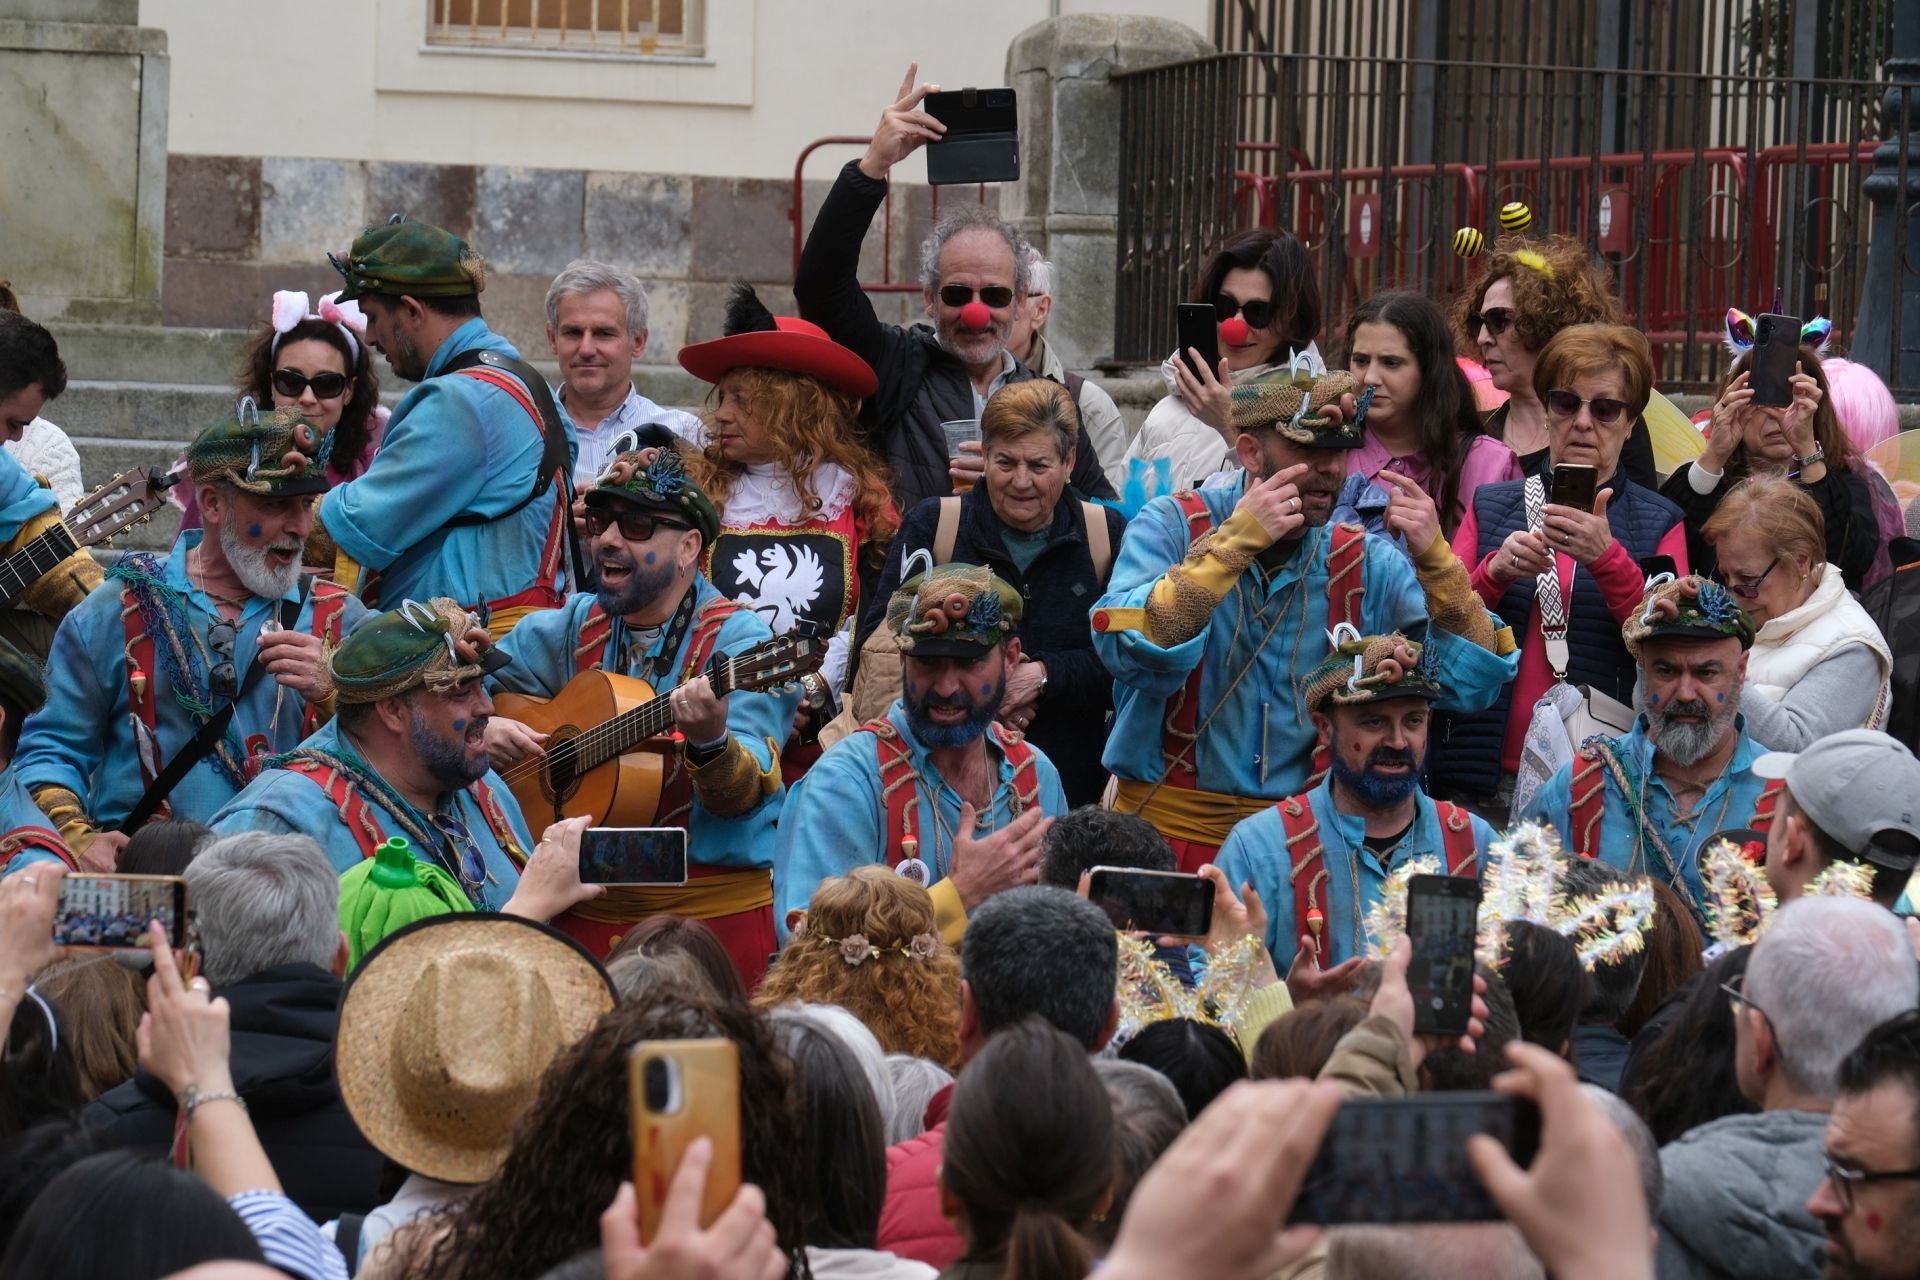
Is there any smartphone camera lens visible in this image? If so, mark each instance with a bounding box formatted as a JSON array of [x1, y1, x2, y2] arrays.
[[643, 1058, 674, 1112], [1757, 317, 1773, 339]]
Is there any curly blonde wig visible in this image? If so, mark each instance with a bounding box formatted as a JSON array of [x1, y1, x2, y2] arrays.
[[684, 367, 898, 557], [755, 866, 962, 1068], [1453, 233, 1624, 355]]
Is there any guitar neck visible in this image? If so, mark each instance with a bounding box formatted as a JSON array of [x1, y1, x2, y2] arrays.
[[0, 522, 81, 608]]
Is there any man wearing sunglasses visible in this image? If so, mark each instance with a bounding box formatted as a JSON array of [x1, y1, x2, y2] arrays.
[[19, 408, 368, 869], [482, 446, 797, 984], [316, 217, 575, 637], [793, 63, 1114, 512], [1807, 1010, 1920, 1280], [211, 598, 535, 915], [1093, 370, 1518, 874], [1655, 897, 1917, 1280]]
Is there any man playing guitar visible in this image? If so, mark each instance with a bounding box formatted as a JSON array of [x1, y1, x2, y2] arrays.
[[485, 445, 798, 986]]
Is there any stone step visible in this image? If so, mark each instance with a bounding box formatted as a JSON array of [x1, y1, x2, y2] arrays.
[[44, 323, 251, 388]]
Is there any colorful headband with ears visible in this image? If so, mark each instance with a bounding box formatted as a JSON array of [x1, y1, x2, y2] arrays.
[[270, 289, 364, 364], [1723, 308, 1833, 358]]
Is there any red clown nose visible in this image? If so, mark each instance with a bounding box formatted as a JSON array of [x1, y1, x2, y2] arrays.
[[1219, 314, 1251, 346], [959, 300, 993, 332]]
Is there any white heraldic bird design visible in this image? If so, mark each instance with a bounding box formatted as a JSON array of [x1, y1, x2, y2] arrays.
[[731, 543, 826, 633]]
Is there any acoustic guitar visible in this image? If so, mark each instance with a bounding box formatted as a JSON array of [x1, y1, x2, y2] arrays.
[[492, 627, 828, 829], [0, 466, 178, 608]]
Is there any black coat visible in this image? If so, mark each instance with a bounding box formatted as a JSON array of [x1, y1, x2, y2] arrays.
[[82, 963, 386, 1223], [795, 160, 1115, 514], [858, 484, 1127, 807]]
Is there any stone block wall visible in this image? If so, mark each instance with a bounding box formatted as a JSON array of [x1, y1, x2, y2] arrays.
[[161, 153, 998, 364]]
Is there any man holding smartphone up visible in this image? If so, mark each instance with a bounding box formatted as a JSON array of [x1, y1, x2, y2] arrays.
[[1215, 631, 1496, 973]]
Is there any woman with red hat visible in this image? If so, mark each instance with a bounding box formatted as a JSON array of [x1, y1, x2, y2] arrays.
[[678, 286, 899, 773]]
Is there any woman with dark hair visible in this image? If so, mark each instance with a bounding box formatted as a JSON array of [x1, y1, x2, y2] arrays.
[[1340, 290, 1521, 538], [1621, 946, 1759, 1146], [1115, 1018, 1247, 1120], [404, 996, 806, 1280], [603, 914, 749, 1007], [771, 1015, 938, 1278], [1497, 921, 1586, 1056], [1124, 227, 1325, 486], [116, 817, 214, 876], [938, 1018, 1114, 1280], [1249, 997, 1369, 1081], [1664, 344, 1883, 592]]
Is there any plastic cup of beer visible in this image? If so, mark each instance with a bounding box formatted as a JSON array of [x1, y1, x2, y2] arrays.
[[941, 419, 981, 493]]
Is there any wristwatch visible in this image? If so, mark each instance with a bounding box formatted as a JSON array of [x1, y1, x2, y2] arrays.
[[1793, 444, 1826, 469]]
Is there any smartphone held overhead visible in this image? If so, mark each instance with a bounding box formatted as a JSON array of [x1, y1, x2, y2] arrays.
[[1407, 873, 1481, 1037], [580, 827, 689, 886], [630, 1038, 742, 1244], [1288, 1092, 1543, 1225], [923, 88, 1018, 185], [1086, 867, 1214, 937], [1176, 302, 1221, 380], [53, 874, 189, 951], [1747, 312, 1802, 408]]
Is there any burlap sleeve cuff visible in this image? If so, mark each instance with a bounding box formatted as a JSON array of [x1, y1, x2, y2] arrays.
[[1317, 1012, 1417, 1098], [1143, 508, 1272, 647], [687, 735, 781, 818], [32, 785, 101, 854], [9, 508, 101, 620], [1411, 533, 1498, 651], [304, 511, 336, 569]]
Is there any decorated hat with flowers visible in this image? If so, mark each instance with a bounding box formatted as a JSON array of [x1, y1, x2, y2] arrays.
[[885, 562, 1023, 660], [187, 398, 333, 499], [328, 597, 509, 705], [583, 444, 721, 546], [1229, 368, 1372, 448], [1302, 627, 1444, 713], [1621, 573, 1756, 658]]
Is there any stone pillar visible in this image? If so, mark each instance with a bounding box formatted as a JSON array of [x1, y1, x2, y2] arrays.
[[1005, 15, 1213, 371], [0, 0, 169, 323], [1854, 0, 1920, 391]]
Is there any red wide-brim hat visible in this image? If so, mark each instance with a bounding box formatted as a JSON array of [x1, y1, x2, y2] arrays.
[[678, 316, 878, 400]]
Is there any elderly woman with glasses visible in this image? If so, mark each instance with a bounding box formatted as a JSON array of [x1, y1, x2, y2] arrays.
[[1454, 235, 1657, 487], [1700, 476, 1890, 750], [1437, 323, 1688, 806], [1663, 344, 1883, 593]]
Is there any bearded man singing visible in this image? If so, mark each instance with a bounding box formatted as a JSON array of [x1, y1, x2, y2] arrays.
[[1524, 574, 1775, 918], [775, 563, 1069, 947], [18, 406, 364, 866]]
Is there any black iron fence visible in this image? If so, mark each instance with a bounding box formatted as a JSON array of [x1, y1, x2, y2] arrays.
[[1112, 51, 1917, 395]]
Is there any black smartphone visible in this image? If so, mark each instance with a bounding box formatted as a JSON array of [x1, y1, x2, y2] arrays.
[[53, 873, 189, 952], [1176, 302, 1220, 381], [1748, 311, 1802, 408], [1548, 462, 1598, 511], [580, 827, 689, 886], [1286, 1093, 1543, 1225], [1086, 867, 1214, 937], [923, 88, 1019, 185], [1639, 554, 1679, 582], [1407, 873, 1482, 1036]]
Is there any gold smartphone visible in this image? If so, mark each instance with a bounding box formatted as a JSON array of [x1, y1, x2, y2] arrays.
[[628, 1038, 742, 1244]]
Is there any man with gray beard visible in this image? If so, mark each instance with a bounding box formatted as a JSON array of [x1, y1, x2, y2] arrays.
[[794, 63, 1114, 511], [17, 406, 366, 866], [1523, 574, 1776, 919]]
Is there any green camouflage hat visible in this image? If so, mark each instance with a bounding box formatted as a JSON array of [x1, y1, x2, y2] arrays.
[[328, 214, 487, 303], [327, 598, 510, 705], [338, 836, 474, 970], [187, 400, 333, 498], [1303, 630, 1444, 712], [1230, 368, 1369, 448], [582, 445, 720, 545], [886, 562, 1023, 659], [1622, 574, 1756, 658], [0, 634, 45, 718]]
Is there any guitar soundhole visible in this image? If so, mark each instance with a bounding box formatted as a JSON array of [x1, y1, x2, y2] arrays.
[[543, 725, 585, 803]]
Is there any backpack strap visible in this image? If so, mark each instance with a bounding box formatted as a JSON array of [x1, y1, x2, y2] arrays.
[[575, 602, 614, 675], [1080, 502, 1113, 584], [1434, 801, 1481, 876], [1568, 751, 1609, 860], [1275, 793, 1330, 958], [933, 496, 962, 566], [1159, 491, 1218, 789], [0, 826, 75, 871], [120, 583, 161, 793], [997, 728, 1042, 814], [852, 718, 924, 867], [1751, 777, 1786, 833], [280, 757, 386, 862]]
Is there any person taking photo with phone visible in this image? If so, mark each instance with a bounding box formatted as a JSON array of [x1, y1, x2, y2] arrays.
[[1438, 324, 1688, 814]]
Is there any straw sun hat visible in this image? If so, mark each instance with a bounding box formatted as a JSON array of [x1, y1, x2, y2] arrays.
[[334, 913, 615, 1184]]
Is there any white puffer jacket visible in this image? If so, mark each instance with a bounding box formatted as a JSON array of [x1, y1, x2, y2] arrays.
[[1747, 563, 1891, 725]]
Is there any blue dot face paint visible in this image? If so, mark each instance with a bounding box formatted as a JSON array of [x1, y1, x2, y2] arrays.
[[451, 719, 466, 733], [1716, 693, 1725, 702], [980, 682, 997, 699], [247, 524, 263, 538], [1648, 694, 1660, 706], [644, 551, 657, 565]]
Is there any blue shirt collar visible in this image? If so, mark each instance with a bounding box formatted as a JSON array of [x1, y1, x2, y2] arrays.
[[424, 316, 495, 379]]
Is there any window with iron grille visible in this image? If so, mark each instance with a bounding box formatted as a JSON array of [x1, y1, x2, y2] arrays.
[[427, 0, 706, 58]]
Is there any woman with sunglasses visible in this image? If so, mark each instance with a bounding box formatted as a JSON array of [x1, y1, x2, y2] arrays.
[[1698, 477, 1890, 750], [1454, 236, 1657, 487], [1439, 324, 1687, 808], [1663, 345, 1882, 593], [1339, 290, 1521, 539], [180, 290, 385, 531], [1122, 227, 1325, 487]]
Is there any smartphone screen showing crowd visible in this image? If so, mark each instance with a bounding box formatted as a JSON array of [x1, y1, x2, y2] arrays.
[[1288, 1093, 1543, 1224], [580, 827, 689, 886], [1407, 874, 1481, 1036], [52, 874, 188, 951]]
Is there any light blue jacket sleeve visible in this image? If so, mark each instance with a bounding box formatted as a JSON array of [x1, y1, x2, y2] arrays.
[[0, 448, 57, 544], [3, 849, 67, 877], [321, 380, 497, 570], [488, 596, 590, 698], [1518, 765, 1575, 847], [773, 735, 887, 936], [14, 586, 125, 804], [1090, 496, 1212, 697], [1470, 814, 1500, 867], [1213, 814, 1297, 968], [1361, 540, 1518, 714]]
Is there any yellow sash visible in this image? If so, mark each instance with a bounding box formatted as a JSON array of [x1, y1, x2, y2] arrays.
[[563, 868, 773, 924], [1111, 777, 1272, 847]]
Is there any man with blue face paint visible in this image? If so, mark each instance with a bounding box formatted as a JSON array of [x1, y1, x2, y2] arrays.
[[775, 563, 1069, 946], [1214, 630, 1496, 977]]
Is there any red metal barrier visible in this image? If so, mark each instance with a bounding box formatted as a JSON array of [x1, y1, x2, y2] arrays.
[[789, 137, 987, 290]]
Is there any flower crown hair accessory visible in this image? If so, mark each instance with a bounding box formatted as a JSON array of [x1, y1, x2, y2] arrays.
[[787, 918, 940, 967], [1722, 308, 1833, 358], [270, 289, 366, 364]]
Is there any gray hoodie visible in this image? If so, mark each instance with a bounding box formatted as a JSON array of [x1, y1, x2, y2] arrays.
[[1655, 1108, 1828, 1280]]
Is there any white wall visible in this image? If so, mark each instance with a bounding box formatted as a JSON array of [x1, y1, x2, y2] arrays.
[[142, 0, 1209, 178]]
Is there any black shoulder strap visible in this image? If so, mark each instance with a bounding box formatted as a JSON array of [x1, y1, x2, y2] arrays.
[[334, 1212, 366, 1269]]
